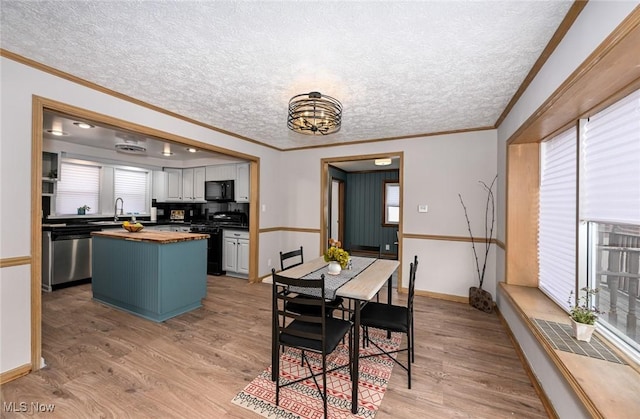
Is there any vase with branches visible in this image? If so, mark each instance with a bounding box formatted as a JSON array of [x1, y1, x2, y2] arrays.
[[458, 174, 497, 313]]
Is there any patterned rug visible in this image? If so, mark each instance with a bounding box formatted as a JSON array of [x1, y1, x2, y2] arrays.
[[232, 328, 401, 418]]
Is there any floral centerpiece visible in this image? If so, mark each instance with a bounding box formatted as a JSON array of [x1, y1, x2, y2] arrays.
[[568, 287, 602, 342], [324, 238, 350, 269]]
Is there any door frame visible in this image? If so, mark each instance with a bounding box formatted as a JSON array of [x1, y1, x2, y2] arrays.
[[30, 96, 261, 372], [320, 152, 404, 285]]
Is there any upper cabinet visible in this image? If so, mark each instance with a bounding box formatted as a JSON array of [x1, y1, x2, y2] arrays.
[[205, 164, 236, 181], [159, 167, 206, 203], [156, 163, 248, 203], [42, 151, 60, 196], [235, 163, 249, 203]]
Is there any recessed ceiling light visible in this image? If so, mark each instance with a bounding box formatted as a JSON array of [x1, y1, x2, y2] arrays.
[[161, 151, 174, 156], [73, 122, 94, 129], [186, 147, 198, 153], [374, 158, 392, 166], [46, 129, 68, 136]]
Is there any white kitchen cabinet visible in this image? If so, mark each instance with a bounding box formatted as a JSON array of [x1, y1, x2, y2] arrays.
[[205, 164, 236, 181], [223, 229, 249, 277], [235, 163, 250, 203], [152, 171, 168, 202], [165, 168, 183, 201], [193, 167, 206, 201], [163, 167, 205, 202]]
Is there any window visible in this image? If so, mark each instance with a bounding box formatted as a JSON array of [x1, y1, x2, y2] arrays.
[[383, 181, 399, 225], [583, 89, 640, 351], [539, 89, 640, 358], [538, 127, 577, 308], [114, 168, 149, 214], [55, 162, 100, 215]]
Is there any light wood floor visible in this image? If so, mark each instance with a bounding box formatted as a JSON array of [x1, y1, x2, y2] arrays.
[[1, 276, 548, 418]]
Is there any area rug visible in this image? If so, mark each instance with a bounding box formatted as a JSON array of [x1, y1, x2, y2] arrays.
[[232, 328, 402, 418]]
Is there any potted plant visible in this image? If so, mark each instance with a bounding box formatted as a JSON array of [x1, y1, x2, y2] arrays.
[[458, 175, 497, 313], [77, 205, 90, 215], [324, 238, 349, 275], [568, 287, 602, 342]]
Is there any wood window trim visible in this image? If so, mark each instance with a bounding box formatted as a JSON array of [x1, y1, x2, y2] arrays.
[[382, 179, 399, 227]]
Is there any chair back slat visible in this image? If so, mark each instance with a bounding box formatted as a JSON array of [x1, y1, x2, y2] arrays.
[[348, 244, 381, 258], [280, 246, 304, 270]]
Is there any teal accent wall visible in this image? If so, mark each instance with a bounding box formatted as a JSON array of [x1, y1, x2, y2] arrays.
[[345, 170, 399, 257]]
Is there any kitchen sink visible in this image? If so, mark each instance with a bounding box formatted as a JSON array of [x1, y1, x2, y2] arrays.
[[88, 221, 123, 225]]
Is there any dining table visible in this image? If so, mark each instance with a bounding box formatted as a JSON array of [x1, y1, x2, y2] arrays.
[[274, 255, 400, 414]]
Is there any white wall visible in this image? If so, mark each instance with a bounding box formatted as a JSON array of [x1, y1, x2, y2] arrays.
[[271, 130, 498, 296]]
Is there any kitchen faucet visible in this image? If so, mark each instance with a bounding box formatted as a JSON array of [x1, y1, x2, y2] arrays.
[[114, 197, 124, 222]]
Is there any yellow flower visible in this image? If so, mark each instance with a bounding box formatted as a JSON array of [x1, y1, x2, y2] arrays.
[[324, 239, 349, 268]]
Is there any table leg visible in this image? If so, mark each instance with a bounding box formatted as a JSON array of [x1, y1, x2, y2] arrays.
[[387, 275, 392, 338], [352, 299, 360, 414]]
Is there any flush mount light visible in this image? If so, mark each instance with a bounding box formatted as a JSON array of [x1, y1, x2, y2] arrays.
[[161, 143, 174, 156], [186, 147, 198, 153], [73, 122, 94, 129], [287, 91, 342, 135], [45, 129, 68, 136], [374, 158, 392, 166]]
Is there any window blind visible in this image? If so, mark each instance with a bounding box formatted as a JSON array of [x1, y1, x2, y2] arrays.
[[385, 183, 400, 223], [583, 89, 640, 224], [538, 127, 577, 308], [114, 168, 149, 214], [55, 162, 100, 215]]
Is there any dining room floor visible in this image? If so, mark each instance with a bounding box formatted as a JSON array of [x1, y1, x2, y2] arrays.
[[1, 276, 549, 418]]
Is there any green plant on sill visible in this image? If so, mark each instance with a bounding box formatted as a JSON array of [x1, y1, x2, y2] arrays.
[[568, 287, 602, 325], [77, 205, 90, 213]]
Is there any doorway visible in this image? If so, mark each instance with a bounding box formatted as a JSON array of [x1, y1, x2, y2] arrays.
[[321, 152, 404, 286], [30, 96, 261, 372], [329, 178, 344, 243]]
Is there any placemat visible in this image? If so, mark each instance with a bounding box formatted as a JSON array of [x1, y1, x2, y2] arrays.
[[532, 318, 626, 364]]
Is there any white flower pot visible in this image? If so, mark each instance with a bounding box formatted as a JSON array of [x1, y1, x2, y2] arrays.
[[327, 261, 341, 275], [571, 318, 595, 342]]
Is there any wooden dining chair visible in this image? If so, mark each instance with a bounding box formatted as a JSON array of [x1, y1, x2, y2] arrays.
[[359, 255, 418, 389], [271, 270, 353, 419]]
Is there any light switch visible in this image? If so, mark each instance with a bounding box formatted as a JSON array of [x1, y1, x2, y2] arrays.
[[261, 204, 267, 212], [418, 204, 428, 213]]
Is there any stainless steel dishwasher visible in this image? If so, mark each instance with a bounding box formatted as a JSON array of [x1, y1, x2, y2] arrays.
[[42, 228, 93, 291]]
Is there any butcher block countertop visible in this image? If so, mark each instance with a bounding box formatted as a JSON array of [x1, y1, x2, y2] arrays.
[[91, 230, 209, 244]]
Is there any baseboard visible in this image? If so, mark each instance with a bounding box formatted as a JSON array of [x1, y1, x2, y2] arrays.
[[0, 363, 31, 384], [414, 289, 468, 304]]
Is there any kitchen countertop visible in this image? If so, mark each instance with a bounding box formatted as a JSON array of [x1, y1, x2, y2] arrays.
[[91, 230, 209, 244]]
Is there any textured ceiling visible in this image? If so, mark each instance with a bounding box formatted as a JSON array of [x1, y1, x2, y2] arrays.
[[1, 1, 573, 150]]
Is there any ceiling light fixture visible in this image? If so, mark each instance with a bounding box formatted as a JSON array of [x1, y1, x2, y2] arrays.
[[73, 122, 94, 129], [161, 144, 174, 157], [287, 91, 342, 135], [45, 129, 68, 136], [374, 158, 392, 166], [186, 147, 198, 153]]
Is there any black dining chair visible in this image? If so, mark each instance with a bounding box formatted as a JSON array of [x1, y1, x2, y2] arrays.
[[278, 247, 344, 317], [359, 255, 418, 389], [280, 246, 304, 271], [348, 244, 388, 303], [271, 270, 353, 419]]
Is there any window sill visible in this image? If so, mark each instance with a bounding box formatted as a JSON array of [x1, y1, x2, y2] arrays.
[[498, 283, 640, 419]]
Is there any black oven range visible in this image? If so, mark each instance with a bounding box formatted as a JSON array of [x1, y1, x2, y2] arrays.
[[189, 211, 248, 276]]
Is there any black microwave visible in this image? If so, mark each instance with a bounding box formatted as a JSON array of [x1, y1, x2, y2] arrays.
[[205, 180, 235, 202]]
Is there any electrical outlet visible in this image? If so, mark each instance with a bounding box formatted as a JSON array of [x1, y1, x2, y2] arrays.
[[385, 244, 390, 250], [418, 204, 428, 213]]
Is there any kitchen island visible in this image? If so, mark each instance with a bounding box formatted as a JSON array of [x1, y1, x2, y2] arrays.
[[91, 230, 209, 322]]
